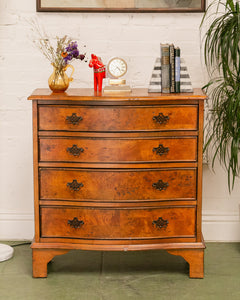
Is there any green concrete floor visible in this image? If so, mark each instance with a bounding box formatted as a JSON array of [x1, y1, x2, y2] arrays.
[[0, 242, 239, 300]]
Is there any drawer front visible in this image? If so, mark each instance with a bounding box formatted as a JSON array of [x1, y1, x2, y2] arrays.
[[40, 168, 197, 201], [38, 105, 198, 132], [40, 206, 196, 239], [39, 137, 197, 163]]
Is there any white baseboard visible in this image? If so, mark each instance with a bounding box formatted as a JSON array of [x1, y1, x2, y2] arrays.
[[0, 211, 34, 240], [0, 210, 239, 242], [202, 211, 240, 242]]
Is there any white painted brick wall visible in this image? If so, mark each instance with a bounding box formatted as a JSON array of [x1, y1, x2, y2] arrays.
[[0, 0, 239, 241]]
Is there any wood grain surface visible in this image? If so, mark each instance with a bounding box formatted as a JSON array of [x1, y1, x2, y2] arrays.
[[40, 168, 197, 201], [39, 137, 197, 163], [38, 105, 198, 132], [40, 206, 196, 240]]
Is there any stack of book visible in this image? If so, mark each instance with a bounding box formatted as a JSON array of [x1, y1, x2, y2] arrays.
[[161, 43, 180, 93]]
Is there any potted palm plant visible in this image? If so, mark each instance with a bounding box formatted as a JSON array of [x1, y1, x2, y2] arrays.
[[201, 0, 240, 191]]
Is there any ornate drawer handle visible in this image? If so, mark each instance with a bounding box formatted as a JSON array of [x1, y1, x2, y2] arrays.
[[152, 144, 169, 156], [68, 217, 84, 229], [66, 113, 83, 125], [152, 217, 168, 229], [153, 113, 169, 124], [67, 144, 84, 157], [67, 180, 84, 191], [152, 179, 169, 191]]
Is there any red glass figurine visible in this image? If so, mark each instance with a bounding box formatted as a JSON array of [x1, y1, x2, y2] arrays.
[[89, 54, 106, 92]]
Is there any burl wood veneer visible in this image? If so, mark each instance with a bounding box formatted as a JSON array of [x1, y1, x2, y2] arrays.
[[28, 88, 206, 278]]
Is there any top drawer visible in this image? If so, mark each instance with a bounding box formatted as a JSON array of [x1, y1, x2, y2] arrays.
[[38, 105, 198, 132]]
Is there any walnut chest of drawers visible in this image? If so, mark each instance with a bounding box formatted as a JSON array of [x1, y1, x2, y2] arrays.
[[28, 88, 206, 278]]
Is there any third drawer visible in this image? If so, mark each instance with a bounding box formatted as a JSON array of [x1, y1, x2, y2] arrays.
[[40, 168, 197, 201]]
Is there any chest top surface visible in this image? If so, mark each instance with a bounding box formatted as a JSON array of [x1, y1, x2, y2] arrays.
[[28, 88, 206, 103]]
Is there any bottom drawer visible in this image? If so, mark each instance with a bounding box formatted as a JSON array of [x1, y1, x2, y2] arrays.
[[40, 206, 196, 240]]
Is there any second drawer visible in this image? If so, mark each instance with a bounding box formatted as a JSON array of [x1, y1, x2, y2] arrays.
[[39, 137, 197, 163], [40, 168, 197, 201]]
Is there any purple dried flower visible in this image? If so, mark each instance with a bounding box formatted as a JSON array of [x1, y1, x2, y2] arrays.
[[63, 54, 70, 62], [63, 41, 86, 65], [71, 49, 79, 58], [66, 41, 78, 52]]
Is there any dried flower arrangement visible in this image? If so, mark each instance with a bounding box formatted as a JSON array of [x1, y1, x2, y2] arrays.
[[30, 19, 87, 91], [32, 27, 86, 72]]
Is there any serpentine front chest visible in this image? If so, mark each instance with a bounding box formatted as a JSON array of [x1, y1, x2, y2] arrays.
[[28, 88, 206, 278]]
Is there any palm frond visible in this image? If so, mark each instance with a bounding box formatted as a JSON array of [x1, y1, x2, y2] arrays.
[[201, 0, 240, 191]]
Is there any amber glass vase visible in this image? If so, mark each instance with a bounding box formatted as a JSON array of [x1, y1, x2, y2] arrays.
[[48, 64, 75, 93]]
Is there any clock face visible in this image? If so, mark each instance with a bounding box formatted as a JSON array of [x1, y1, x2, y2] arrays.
[[107, 57, 127, 78]]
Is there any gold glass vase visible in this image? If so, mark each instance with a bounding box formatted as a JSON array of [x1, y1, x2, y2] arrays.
[[48, 64, 75, 93]]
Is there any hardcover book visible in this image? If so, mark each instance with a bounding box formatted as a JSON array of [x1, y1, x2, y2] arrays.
[[169, 44, 175, 93], [161, 44, 170, 93], [175, 47, 181, 93]]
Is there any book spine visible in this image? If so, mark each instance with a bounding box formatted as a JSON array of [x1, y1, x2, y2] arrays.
[[175, 47, 180, 93], [169, 44, 175, 93], [161, 44, 170, 94]]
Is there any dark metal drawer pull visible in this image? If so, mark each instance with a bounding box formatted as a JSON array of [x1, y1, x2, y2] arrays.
[[152, 179, 169, 191], [153, 113, 169, 124], [67, 180, 84, 191], [68, 217, 84, 229], [67, 144, 84, 157], [66, 113, 83, 125], [153, 144, 169, 156], [152, 217, 168, 229]]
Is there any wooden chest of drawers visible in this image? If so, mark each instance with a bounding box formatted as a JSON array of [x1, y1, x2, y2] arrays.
[[28, 88, 206, 278]]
